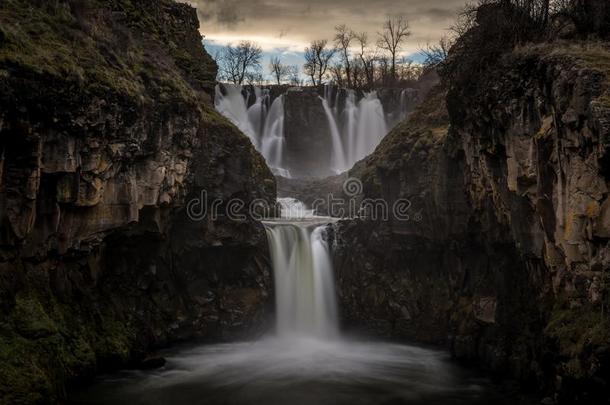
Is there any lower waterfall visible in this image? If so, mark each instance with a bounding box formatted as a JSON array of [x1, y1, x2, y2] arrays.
[[71, 201, 531, 404], [265, 219, 339, 338]]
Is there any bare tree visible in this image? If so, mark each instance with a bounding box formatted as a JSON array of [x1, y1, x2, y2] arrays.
[[334, 24, 355, 87], [396, 57, 423, 83], [218, 41, 263, 84], [419, 35, 453, 68], [329, 63, 345, 86], [355, 32, 376, 89], [303, 40, 336, 86], [304, 47, 318, 85], [377, 15, 411, 83], [287, 65, 301, 85], [269, 56, 290, 85], [376, 55, 391, 86]]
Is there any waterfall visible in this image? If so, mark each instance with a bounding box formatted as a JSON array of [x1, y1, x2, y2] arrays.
[[260, 95, 286, 173], [264, 198, 338, 338], [397, 88, 418, 124], [321, 96, 348, 173], [215, 84, 289, 177], [323, 85, 388, 173], [342, 90, 359, 165], [216, 83, 401, 178], [214, 84, 257, 144], [353, 92, 387, 163]]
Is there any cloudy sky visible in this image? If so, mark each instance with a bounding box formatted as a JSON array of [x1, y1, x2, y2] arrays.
[[187, 0, 466, 79]]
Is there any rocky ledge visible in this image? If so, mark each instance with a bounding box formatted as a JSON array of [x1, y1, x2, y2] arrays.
[[0, 1, 275, 403]]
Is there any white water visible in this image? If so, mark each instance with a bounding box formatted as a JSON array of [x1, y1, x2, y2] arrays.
[[72, 198, 520, 405], [260, 96, 286, 172], [215, 84, 257, 142], [349, 91, 387, 164], [323, 86, 388, 173], [276, 197, 314, 219], [265, 224, 339, 338], [264, 197, 338, 338], [215, 84, 289, 177], [216, 83, 402, 177], [321, 96, 348, 172]]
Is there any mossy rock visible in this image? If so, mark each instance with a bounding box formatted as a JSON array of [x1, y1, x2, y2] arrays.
[[11, 294, 58, 339], [545, 306, 610, 359]]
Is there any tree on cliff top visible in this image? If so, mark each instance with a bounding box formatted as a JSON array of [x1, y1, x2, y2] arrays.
[[420, 36, 453, 69], [334, 24, 356, 88], [304, 40, 337, 86], [269, 56, 290, 85], [217, 41, 263, 85], [377, 16, 411, 84]]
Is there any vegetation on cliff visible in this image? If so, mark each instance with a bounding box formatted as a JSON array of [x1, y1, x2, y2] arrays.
[[0, 0, 217, 99], [0, 1, 276, 404]]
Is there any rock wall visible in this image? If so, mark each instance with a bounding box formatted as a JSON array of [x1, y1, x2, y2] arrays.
[[0, 1, 275, 403], [334, 44, 610, 403]]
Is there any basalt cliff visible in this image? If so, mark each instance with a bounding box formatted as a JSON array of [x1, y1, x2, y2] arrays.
[[334, 44, 610, 403], [0, 1, 275, 403]]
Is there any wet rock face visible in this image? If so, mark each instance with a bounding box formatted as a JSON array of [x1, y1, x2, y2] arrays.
[[334, 47, 610, 403], [283, 87, 333, 178], [0, 0, 275, 402]]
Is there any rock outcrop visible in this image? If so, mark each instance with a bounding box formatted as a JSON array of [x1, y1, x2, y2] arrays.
[[0, 1, 275, 403], [334, 43, 610, 403]]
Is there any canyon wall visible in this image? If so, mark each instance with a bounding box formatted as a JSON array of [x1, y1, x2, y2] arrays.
[[334, 44, 610, 403], [0, 1, 275, 403]]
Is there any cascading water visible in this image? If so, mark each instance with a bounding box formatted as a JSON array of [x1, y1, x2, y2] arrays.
[[264, 197, 338, 338], [323, 86, 388, 173], [214, 84, 257, 143], [215, 84, 289, 177], [354, 92, 388, 162], [344, 90, 387, 165], [73, 198, 534, 405], [216, 83, 411, 177], [260, 96, 286, 172], [320, 96, 348, 173], [265, 223, 338, 338]]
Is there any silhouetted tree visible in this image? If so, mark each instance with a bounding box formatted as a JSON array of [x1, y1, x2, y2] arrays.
[[218, 41, 262, 84], [420, 36, 453, 68], [377, 16, 411, 83], [355, 32, 376, 89], [304, 40, 336, 86], [287, 65, 302, 85], [334, 24, 356, 87], [269, 56, 290, 85]]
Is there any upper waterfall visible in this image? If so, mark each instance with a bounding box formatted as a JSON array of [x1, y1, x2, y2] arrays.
[[320, 85, 390, 174], [215, 84, 289, 177], [215, 83, 415, 178]]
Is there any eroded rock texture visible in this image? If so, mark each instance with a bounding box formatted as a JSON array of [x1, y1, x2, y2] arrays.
[[334, 45, 610, 403], [0, 1, 275, 403]]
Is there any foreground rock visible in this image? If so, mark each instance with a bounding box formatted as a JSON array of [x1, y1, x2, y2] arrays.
[[0, 1, 275, 403], [334, 43, 610, 404]]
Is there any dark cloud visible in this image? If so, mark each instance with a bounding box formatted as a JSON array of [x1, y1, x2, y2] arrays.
[[197, 0, 243, 26], [190, 0, 466, 52], [423, 7, 461, 21]]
